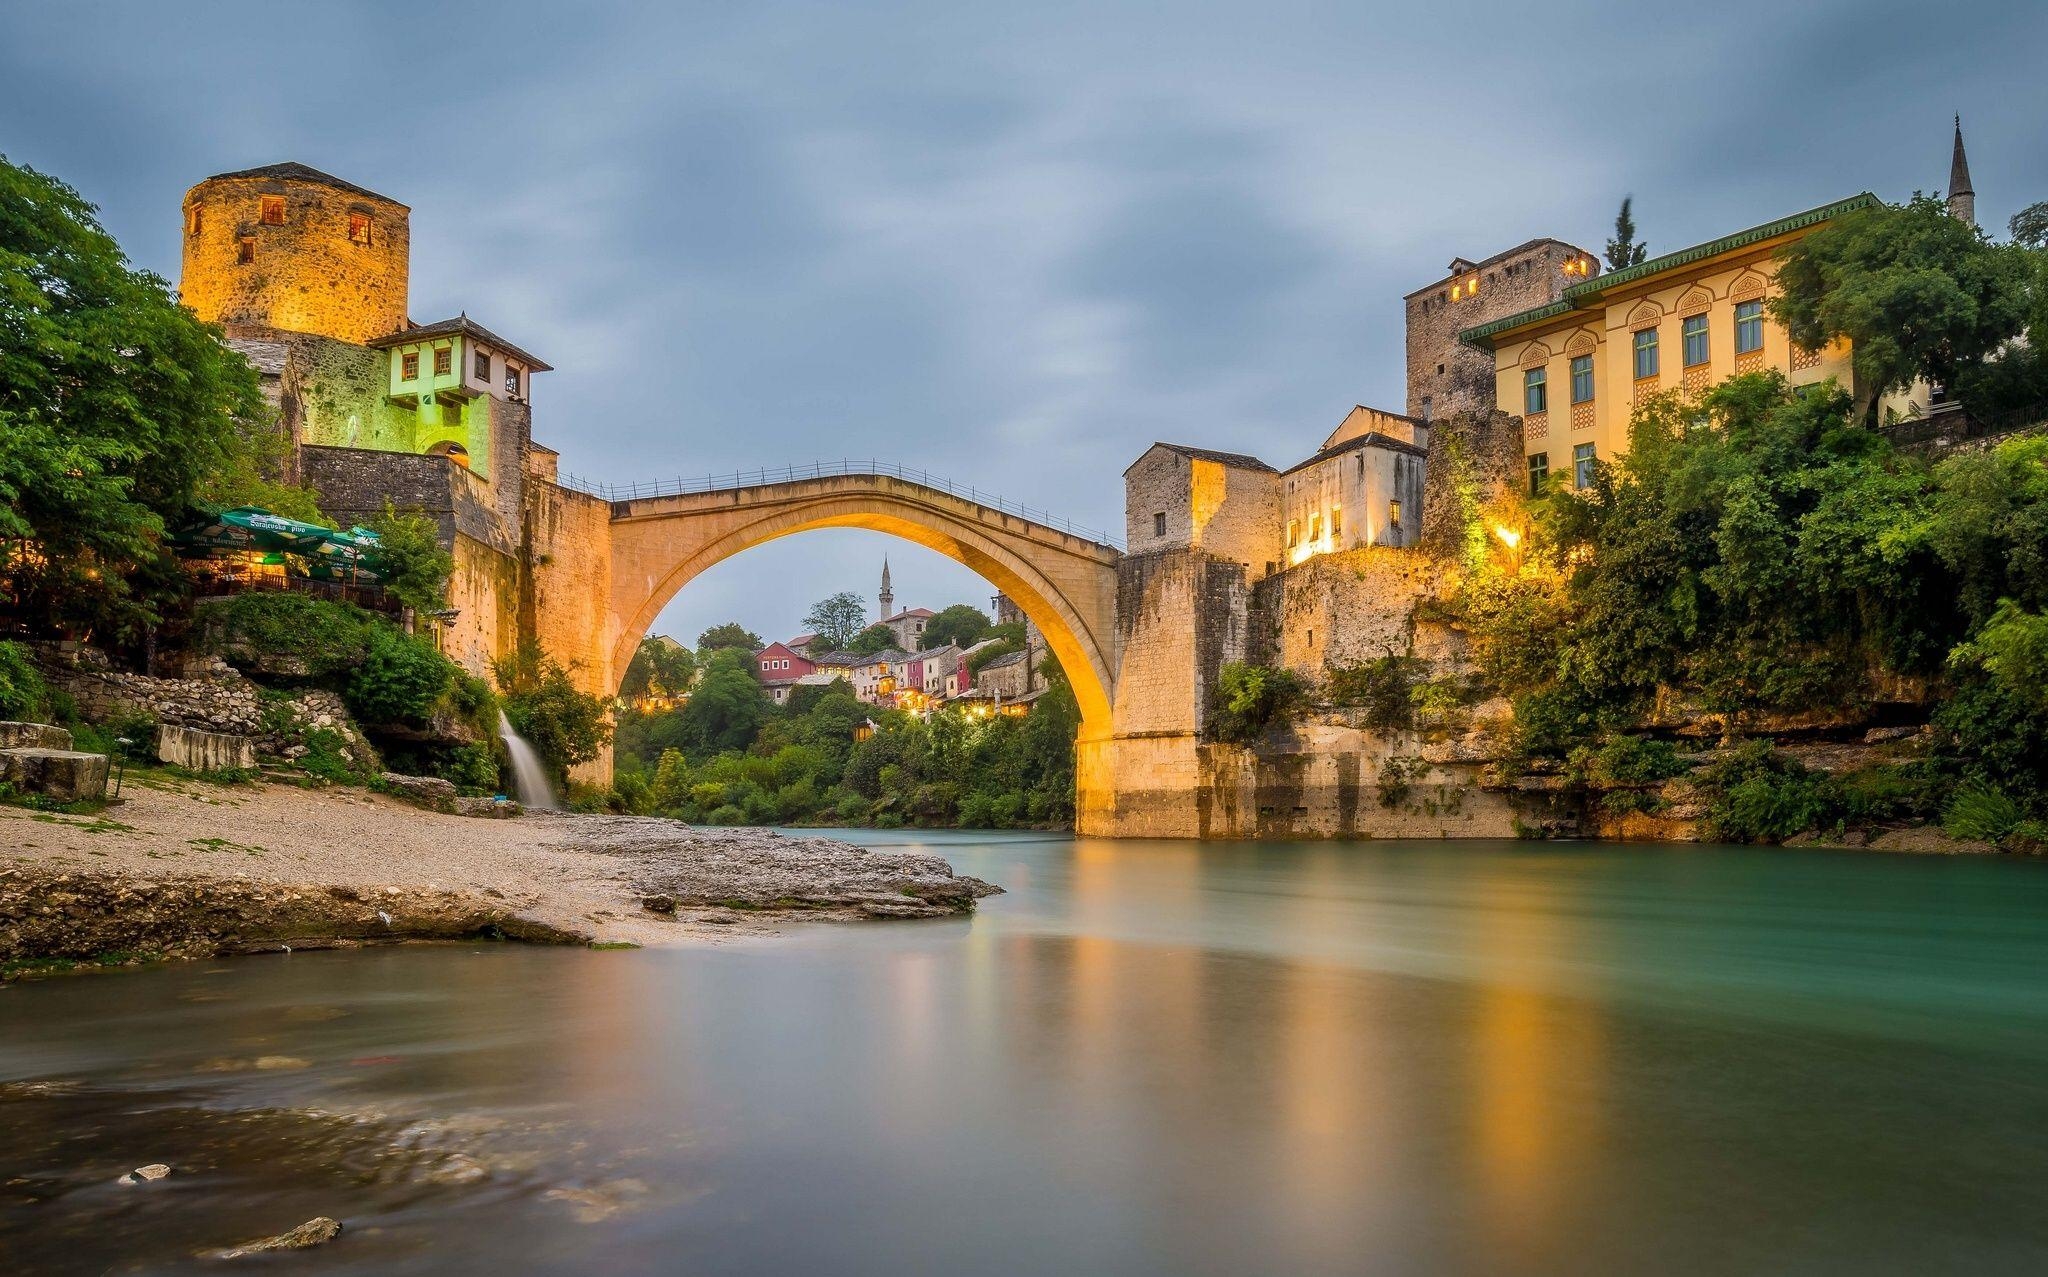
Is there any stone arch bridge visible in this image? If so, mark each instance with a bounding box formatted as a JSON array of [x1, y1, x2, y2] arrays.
[[525, 462, 1123, 823]]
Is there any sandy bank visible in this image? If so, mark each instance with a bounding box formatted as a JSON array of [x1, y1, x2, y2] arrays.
[[0, 776, 999, 969]]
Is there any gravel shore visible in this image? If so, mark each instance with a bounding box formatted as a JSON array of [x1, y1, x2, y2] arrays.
[[0, 775, 1000, 966]]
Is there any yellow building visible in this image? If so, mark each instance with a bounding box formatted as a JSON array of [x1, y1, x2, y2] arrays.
[[1458, 194, 1929, 493]]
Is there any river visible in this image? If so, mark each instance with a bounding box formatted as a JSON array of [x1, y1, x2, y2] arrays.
[[5, 833, 2048, 1274]]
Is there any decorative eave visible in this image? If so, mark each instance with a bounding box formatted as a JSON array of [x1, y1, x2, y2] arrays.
[[367, 315, 554, 372], [1457, 193, 1879, 351]]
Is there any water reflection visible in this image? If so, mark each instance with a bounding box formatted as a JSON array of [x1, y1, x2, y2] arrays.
[[6, 837, 2048, 1275]]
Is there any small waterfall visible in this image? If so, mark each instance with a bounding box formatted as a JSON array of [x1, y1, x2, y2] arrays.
[[498, 711, 558, 811]]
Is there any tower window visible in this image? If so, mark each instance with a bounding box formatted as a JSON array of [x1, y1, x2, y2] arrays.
[[236, 236, 255, 264], [1310, 513, 1323, 543], [505, 368, 520, 397], [1388, 499, 1402, 528], [1330, 506, 1342, 538], [401, 352, 419, 381], [474, 348, 491, 380], [1287, 520, 1299, 549], [259, 195, 285, 225], [187, 205, 203, 236], [348, 213, 372, 244], [433, 346, 452, 377], [1153, 512, 1166, 538]]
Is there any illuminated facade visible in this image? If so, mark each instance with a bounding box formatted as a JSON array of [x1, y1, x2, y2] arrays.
[[1458, 194, 1929, 489]]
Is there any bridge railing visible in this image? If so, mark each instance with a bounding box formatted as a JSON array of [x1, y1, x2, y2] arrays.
[[554, 459, 1125, 549]]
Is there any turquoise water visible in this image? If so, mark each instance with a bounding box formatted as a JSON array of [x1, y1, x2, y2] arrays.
[[5, 835, 2048, 1274]]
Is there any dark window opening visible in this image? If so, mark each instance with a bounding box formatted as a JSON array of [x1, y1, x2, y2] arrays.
[[235, 236, 255, 264], [1152, 512, 1166, 538], [348, 213, 371, 244], [259, 195, 285, 225]]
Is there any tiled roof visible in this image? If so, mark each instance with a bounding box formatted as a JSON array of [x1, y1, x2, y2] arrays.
[[1459, 193, 1878, 350], [1284, 431, 1427, 473], [366, 315, 552, 371], [202, 162, 405, 208], [1126, 443, 1277, 475]]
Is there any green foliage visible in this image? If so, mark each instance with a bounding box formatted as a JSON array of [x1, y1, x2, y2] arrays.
[[1771, 194, 2035, 417], [493, 639, 611, 781], [202, 592, 379, 679], [366, 502, 454, 616], [696, 622, 763, 653], [614, 661, 1080, 829], [843, 623, 897, 656], [619, 637, 697, 703], [675, 647, 769, 755], [2012, 202, 2048, 250], [1584, 734, 1689, 785], [1605, 195, 1647, 270], [1941, 784, 2023, 843], [298, 728, 371, 785], [1698, 742, 1838, 844], [346, 625, 452, 726], [801, 592, 869, 647], [0, 153, 268, 644], [923, 604, 993, 650], [0, 640, 49, 721], [1209, 663, 1308, 746], [1325, 655, 1418, 730]]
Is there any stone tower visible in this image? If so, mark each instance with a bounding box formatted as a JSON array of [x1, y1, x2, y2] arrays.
[[879, 557, 894, 621], [179, 162, 410, 345], [1947, 116, 1976, 228], [1404, 238, 1599, 422]]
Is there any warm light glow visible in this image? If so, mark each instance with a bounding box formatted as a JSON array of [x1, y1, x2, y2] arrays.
[[1492, 525, 1521, 549]]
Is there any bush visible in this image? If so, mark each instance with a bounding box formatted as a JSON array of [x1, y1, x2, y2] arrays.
[[1588, 734, 1688, 785], [0, 641, 50, 721], [494, 639, 611, 781], [1209, 663, 1308, 745], [346, 625, 454, 726], [1943, 784, 2024, 843], [201, 592, 378, 680], [1325, 656, 1417, 730], [1699, 741, 1838, 843]]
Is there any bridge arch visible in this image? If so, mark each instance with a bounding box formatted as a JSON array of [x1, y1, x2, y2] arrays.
[[602, 474, 1121, 742]]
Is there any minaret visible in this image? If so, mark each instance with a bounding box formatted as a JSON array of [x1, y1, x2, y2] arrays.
[[879, 557, 894, 621], [1947, 115, 1976, 227]]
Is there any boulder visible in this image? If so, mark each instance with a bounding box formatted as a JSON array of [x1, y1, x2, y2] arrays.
[[0, 722, 73, 750], [0, 748, 110, 802], [155, 724, 257, 772], [454, 795, 521, 819], [211, 1216, 342, 1258], [379, 773, 456, 813]]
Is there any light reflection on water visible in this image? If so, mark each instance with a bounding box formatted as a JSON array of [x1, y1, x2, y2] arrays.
[[5, 835, 2048, 1275]]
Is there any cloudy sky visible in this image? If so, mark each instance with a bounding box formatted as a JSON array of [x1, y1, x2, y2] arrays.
[[6, 1, 2043, 646]]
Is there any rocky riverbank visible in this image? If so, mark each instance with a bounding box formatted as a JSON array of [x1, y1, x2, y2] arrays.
[[0, 776, 1000, 973]]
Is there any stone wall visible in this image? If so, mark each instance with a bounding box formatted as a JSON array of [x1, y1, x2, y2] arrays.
[[1248, 547, 1449, 684], [1418, 409, 1526, 559]]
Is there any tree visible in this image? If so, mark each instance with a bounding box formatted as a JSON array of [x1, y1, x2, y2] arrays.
[[2011, 202, 2048, 250], [0, 153, 268, 644], [1771, 195, 2034, 419], [802, 591, 868, 647], [493, 639, 612, 779], [1605, 196, 1647, 271], [367, 502, 454, 618], [619, 636, 697, 702], [923, 603, 992, 650], [844, 623, 897, 655], [696, 621, 763, 653], [676, 647, 769, 755]]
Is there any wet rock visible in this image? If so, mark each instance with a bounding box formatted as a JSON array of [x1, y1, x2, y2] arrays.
[[380, 773, 456, 814], [455, 795, 522, 818], [640, 893, 676, 914], [569, 817, 1002, 918], [123, 1163, 171, 1183], [212, 1216, 342, 1258]]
